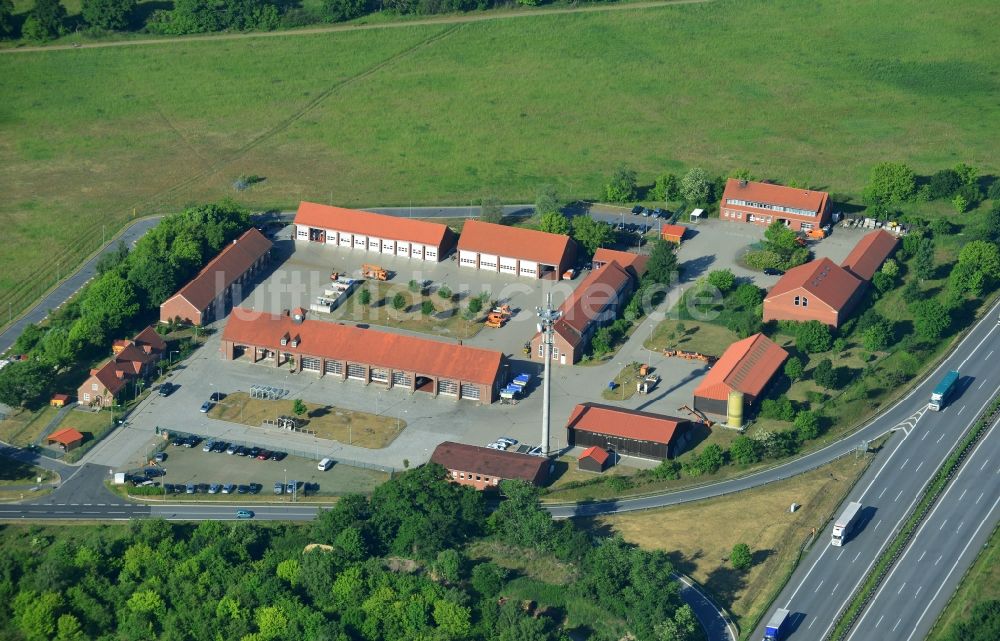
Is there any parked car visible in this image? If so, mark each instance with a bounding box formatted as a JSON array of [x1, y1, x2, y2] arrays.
[[213, 441, 228, 453], [202, 441, 216, 452], [222, 484, 235, 494], [186, 483, 196, 494], [273, 482, 284, 495], [269, 451, 287, 461], [487, 442, 507, 450], [153, 452, 166, 462], [235, 510, 254, 519], [763, 267, 784, 276], [497, 437, 518, 447], [653, 207, 666, 218], [208, 484, 221, 494], [210, 392, 225, 402], [171, 438, 185, 446], [157, 383, 175, 397], [164, 483, 175, 493], [285, 481, 297, 494], [200, 400, 214, 413], [226, 444, 238, 455], [318, 458, 334, 471], [235, 446, 248, 457], [631, 205, 643, 215], [256, 450, 271, 461], [248, 483, 261, 495], [247, 447, 261, 458], [144, 468, 166, 478]]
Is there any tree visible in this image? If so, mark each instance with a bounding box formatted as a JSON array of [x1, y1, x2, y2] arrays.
[[391, 292, 406, 311], [912, 299, 950, 340], [471, 562, 507, 597], [863, 162, 916, 205], [571, 215, 614, 256], [680, 167, 711, 204], [323, 0, 367, 22], [652, 173, 679, 202], [54, 614, 85, 641], [437, 285, 451, 300], [694, 444, 725, 475], [954, 162, 978, 187], [14, 591, 62, 641], [420, 300, 434, 315], [871, 270, 895, 295], [433, 600, 472, 637], [433, 548, 462, 583], [914, 237, 936, 280], [812, 358, 838, 389], [794, 410, 820, 440], [488, 480, 556, 549], [733, 282, 763, 310], [645, 238, 678, 284], [275, 558, 300, 585], [408, 279, 420, 293], [928, 168, 962, 200], [730, 543, 753, 570], [590, 327, 612, 356], [12, 323, 45, 354], [220, 0, 279, 30], [603, 163, 637, 203], [729, 436, 760, 465], [706, 269, 736, 293], [881, 258, 899, 279], [763, 220, 799, 257], [254, 605, 287, 640], [760, 397, 796, 421], [358, 288, 371, 305], [0, 359, 55, 409], [958, 240, 1000, 281], [467, 296, 482, 315], [534, 184, 559, 216], [953, 194, 970, 214], [0, 0, 14, 38], [784, 356, 804, 381], [147, 0, 220, 34], [479, 195, 503, 224], [538, 210, 570, 235], [39, 328, 74, 369], [292, 399, 307, 416], [862, 318, 893, 352], [25, 0, 67, 40], [81, 271, 140, 333], [940, 599, 1000, 641], [126, 590, 165, 615], [82, 0, 136, 30], [794, 320, 833, 353], [655, 604, 699, 641]]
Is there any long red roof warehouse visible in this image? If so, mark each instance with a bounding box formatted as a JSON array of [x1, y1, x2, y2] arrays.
[[722, 178, 829, 213], [765, 257, 862, 312], [222, 310, 503, 385], [840, 229, 899, 281], [565, 403, 687, 445], [694, 333, 788, 401], [294, 202, 455, 248], [458, 220, 574, 265]]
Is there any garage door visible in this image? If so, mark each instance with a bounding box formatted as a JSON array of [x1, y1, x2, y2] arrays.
[[381, 240, 395, 253], [424, 247, 436, 261], [368, 238, 380, 251], [354, 236, 366, 249], [499, 257, 517, 274], [479, 253, 498, 270], [301, 356, 320, 372], [396, 243, 410, 257], [411, 245, 425, 260], [460, 384, 480, 400], [371, 368, 389, 383], [438, 379, 458, 396], [324, 360, 343, 375], [347, 363, 367, 380], [391, 371, 412, 387], [339, 234, 353, 247]]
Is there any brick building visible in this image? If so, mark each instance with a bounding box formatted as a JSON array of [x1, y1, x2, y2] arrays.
[[457, 220, 576, 279], [693, 333, 788, 417], [577, 446, 611, 473], [77, 326, 165, 408], [565, 403, 692, 461], [840, 229, 900, 281], [430, 441, 550, 490], [293, 201, 457, 262], [159, 228, 272, 327], [221, 308, 506, 403], [591, 247, 649, 280], [763, 258, 865, 328], [529, 261, 635, 365], [720, 179, 830, 231]]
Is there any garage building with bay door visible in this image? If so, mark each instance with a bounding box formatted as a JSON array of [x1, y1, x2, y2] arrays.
[[565, 403, 692, 461], [220, 308, 507, 404], [457, 220, 576, 279], [293, 201, 457, 262]]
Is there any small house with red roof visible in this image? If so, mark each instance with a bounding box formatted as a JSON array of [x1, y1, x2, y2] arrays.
[[661, 224, 687, 244], [457, 220, 576, 279], [431, 441, 550, 490], [578, 446, 611, 473], [294, 201, 457, 262], [693, 333, 788, 417], [565, 403, 692, 460], [528, 261, 635, 365], [721, 179, 830, 231], [76, 326, 165, 408], [591, 247, 649, 280], [49, 394, 71, 408], [221, 308, 506, 403], [159, 228, 272, 326], [47, 427, 84, 451]]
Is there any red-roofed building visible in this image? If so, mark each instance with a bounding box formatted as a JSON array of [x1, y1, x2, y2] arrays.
[[763, 257, 865, 328], [457, 220, 576, 279], [528, 261, 634, 365], [221, 309, 506, 403], [693, 333, 788, 417], [49, 394, 71, 408], [578, 446, 611, 473], [840, 229, 899, 281], [159, 228, 272, 326], [591, 248, 649, 280], [721, 179, 830, 231], [47, 427, 84, 451], [77, 326, 166, 408], [294, 202, 457, 262], [565, 403, 692, 460], [661, 224, 687, 244], [431, 441, 550, 490]]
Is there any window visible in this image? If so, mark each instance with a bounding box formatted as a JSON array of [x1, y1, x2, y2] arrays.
[[83, 393, 90, 402], [91, 383, 98, 391], [452, 471, 458, 478], [538, 343, 544, 357], [801, 297, 809, 307], [493, 478, 499, 486], [475, 475, 481, 481], [794, 296, 800, 306], [459, 472, 465, 479]]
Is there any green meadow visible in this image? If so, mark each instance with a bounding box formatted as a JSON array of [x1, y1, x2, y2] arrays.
[[1, 0, 997, 320]]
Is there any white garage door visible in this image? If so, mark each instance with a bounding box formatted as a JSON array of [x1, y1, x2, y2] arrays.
[[368, 238, 380, 251], [324, 360, 343, 375], [459, 250, 477, 268], [396, 242, 410, 257], [301, 356, 320, 372], [479, 253, 498, 270], [371, 368, 389, 383], [391, 371, 412, 387], [347, 363, 367, 380], [460, 383, 481, 400], [381, 240, 395, 253], [354, 235, 367, 249], [519, 260, 538, 277], [325, 231, 338, 245], [499, 256, 517, 274], [438, 379, 458, 396], [339, 233, 353, 247], [424, 247, 436, 261], [411, 245, 425, 260]]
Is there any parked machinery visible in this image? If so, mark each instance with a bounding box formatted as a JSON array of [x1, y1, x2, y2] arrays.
[[361, 263, 387, 280], [678, 404, 714, 428]]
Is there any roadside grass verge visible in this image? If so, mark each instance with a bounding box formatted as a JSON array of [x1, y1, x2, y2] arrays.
[[206, 392, 405, 449], [0, 407, 59, 447], [0, 461, 58, 486], [925, 527, 999, 641], [592, 456, 872, 634]]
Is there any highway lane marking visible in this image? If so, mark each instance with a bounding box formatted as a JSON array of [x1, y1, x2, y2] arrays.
[[814, 580, 824, 593], [853, 551, 862, 563], [895, 490, 904, 502], [832, 582, 840, 595], [959, 489, 967, 501], [935, 555, 943, 565], [860, 427, 912, 499], [892, 618, 902, 632], [957, 405, 966, 416], [921, 430, 929, 440], [937, 433, 946, 444], [914, 585, 922, 599], [957, 321, 999, 370], [897, 582, 906, 594], [900, 458, 910, 470], [903, 494, 1000, 641], [914, 461, 923, 474], [981, 458, 990, 471], [939, 520, 948, 530], [874, 519, 882, 530], [988, 350, 996, 360], [918, 550, 926, 562], [837, 550, 845, 560], [875, 615, 884, 628], [808, 618, 816, 629], [878, 487, 887, 499], [783, 542, 830, 607], [956, 521, 964, 533], [979, 379, 989, 389], [978, 492, 985, 504]]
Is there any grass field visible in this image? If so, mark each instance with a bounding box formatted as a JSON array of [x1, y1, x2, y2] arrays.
[[1, 0, 997, 322], [926, 527, 999, 641], [594, 456, 871, 632]]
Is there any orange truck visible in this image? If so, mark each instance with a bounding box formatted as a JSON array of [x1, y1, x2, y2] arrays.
[[361, 264, 387, 281]]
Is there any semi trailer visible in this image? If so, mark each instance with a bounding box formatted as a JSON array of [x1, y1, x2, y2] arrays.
[[764, 608, 790, 640], [832, 501, 863, 547], [928, 370, 960, 411]]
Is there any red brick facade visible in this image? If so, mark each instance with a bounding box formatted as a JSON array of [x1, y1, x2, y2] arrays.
[[720, 179, 830, 232]]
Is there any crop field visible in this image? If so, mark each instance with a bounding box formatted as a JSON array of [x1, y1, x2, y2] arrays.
[[1, 0, 997, 321]]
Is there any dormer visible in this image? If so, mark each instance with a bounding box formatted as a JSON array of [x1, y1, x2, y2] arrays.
[[290, 335, 300, 348], [280, 332, 289, 346]]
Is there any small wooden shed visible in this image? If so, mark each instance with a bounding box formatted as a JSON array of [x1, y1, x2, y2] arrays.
[[578, 446, 611, 473], [49, 394, 71, 408], [47, 427, 84, 451], [662, 224, 687, 244]]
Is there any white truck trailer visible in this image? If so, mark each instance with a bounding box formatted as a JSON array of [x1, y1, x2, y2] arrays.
[[831, 501, 863, 546]]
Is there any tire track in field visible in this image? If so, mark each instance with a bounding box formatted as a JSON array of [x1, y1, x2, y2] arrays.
[[134, 23, 463, 211]]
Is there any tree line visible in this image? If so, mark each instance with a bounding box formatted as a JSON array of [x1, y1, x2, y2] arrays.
[[0, 463, 698, 641], [0, 201, 249, 410]]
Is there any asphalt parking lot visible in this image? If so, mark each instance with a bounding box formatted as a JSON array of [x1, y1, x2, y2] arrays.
[[145, 440, 386, 496]]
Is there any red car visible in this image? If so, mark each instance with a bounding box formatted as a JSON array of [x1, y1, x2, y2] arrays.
[[256, 449, 271, 461]]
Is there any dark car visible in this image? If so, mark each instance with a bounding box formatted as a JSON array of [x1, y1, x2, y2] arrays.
[[269, 451, 286, 461], [154, 451, 166, 463], [234, 446, 248, 457], [144, 468, 166, 478], [164, 483, 176, 493], [185, 483, 196, 494], [248, 483, 262, 495], [763, 267, 784, 276], [236, 484, 250, 494], [171, 437, 185, 447], [158, 383, 175, 397], [212, 441, 228, 453], [653, 207, 666, 218], [631, 205, 643, 215], [256, 449, 271, 461], [200, 400, 214, 413], [247, 447, 261, 458], [210, 392, 225, 402]]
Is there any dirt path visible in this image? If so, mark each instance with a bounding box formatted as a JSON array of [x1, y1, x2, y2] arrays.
[[1, 0, 712, 55]]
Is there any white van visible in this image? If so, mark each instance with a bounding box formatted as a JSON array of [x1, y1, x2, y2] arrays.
[[317, 458, 333, 471]]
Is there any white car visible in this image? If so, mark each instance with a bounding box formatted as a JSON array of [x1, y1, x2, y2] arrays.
[[496, 437, 518, 447]]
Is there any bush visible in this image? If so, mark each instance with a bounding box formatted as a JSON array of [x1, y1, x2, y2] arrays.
[[651, 460, 681, 480], [437, 286, 452, 300], [420, 300, 434, 315], [784, 356, 804, 381], [466, 297, 482, 315], [391, 293, 407, 311], [358, 289, 371, 306], [730, 543, 753, 570], [707, 269, 736, 293], [408, 279, 420, 293], [744, 249, 784, 271], [729, 436, 760, 465], [760, 397, 796, 422], [794, 411, 820, 440], [791, 320, 833, 353], [605, 476, 633, 492]]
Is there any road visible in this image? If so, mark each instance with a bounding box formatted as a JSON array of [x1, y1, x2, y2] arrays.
[[750, 312, 1000, 641], [844, 417, 999, 641]]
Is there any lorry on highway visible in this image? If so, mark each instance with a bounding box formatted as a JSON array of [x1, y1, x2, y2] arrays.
[[764, 608, 790, 640], [831, 501, 863, 546], [928, 370, 960, 411]]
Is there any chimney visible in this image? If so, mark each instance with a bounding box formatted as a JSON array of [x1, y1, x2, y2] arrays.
[[739, 179, 748, 187], [282, 309, 290, 317], [90, 369, 98, 376]]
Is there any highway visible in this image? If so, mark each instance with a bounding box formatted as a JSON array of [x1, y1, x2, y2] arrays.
[[751, 311, 1000, 641], [844, 416, 999, 641]]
